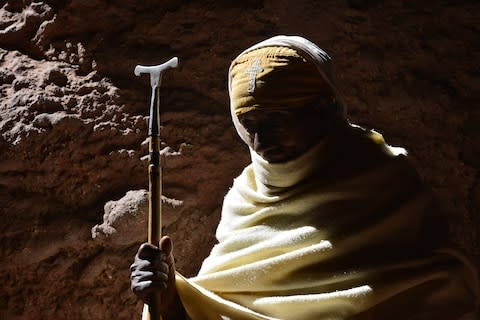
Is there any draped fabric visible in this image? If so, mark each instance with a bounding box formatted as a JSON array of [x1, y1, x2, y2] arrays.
[[174, 125, 478, 320], [162, 35, 479, 319]]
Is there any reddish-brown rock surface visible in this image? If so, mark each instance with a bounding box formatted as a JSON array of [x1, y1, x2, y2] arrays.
[[1, 1, 479, 319]]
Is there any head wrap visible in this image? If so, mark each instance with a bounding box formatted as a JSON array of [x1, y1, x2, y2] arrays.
[[229, 46, 333, 115], [228, 35, 347, 143]]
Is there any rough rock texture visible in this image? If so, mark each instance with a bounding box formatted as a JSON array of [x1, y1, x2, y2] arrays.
[[1, 0, 479, 319]]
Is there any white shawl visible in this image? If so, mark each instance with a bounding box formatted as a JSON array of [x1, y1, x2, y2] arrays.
[[174, 125, 478, 320], [172, 36, 479, 319]]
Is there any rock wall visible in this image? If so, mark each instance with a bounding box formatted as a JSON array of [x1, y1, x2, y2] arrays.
[[1, 0, 479, 319]]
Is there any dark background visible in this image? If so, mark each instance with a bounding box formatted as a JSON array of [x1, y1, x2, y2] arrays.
[[1, 1, 479, 318]]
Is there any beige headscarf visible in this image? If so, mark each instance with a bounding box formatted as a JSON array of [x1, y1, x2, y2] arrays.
[[229, 46, 333, 115]]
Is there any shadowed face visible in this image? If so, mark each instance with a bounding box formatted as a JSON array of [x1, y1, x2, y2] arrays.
[[236, 104, 333, 163]]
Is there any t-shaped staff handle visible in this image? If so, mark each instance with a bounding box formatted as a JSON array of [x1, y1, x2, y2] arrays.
[[134, 57, 178, 320], [135, 57, 178, 89], [135, 57, 178, 137]]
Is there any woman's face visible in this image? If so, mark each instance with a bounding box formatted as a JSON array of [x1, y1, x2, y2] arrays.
[[236, 105, 331, 163]]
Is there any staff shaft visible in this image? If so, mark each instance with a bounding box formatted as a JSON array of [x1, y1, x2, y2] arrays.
[[148, 86, 162, 245], [147, 86, 162, 320]]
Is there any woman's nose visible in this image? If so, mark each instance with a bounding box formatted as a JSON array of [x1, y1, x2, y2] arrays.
[[253, 132, 264, 151], [252, 131, 273, 151]]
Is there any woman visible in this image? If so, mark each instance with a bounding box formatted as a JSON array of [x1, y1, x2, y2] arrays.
[[131, 35, 479, 320]]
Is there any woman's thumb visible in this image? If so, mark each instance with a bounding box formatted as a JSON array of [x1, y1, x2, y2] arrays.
[[159, 235, 173, 256]]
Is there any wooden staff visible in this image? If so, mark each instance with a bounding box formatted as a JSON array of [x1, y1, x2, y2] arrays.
[[134, 57, 179, 320]]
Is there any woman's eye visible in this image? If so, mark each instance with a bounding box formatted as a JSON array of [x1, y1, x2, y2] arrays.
[[239, 118, 256, 131]]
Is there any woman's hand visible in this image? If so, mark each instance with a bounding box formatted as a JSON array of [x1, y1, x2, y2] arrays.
[[130, 236, 180, 314]]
